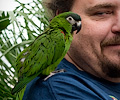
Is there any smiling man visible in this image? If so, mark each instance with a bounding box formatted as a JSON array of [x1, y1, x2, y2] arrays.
[[23, 0, 120, 100], [68, 0, 120, 82]]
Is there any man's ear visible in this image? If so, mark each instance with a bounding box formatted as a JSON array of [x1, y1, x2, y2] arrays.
[[49, 10, 63, 22], [56, 10, 63, 15]]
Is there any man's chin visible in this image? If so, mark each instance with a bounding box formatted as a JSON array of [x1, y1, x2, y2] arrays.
[[100, 56, 120, 78]]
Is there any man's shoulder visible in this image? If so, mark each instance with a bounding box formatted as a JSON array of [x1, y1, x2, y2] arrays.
[[23, 59, 113, 100], [44, 69, 100, 100], [44, 69, 84, 99]]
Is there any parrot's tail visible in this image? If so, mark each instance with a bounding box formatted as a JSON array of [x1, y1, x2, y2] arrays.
[[16, 86, 26, 100]]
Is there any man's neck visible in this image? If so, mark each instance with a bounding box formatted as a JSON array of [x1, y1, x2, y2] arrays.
[[64, 53, 120, 83]]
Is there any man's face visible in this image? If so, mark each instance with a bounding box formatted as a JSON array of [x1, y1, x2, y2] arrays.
[[69, 0, 120, 80]]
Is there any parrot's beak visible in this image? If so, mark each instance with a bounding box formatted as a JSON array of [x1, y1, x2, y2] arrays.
[[76, 21, 81, 34], [72, 21, 81, 34]]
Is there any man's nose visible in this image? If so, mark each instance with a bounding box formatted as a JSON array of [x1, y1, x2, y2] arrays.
[[112, 12, 120, 34]]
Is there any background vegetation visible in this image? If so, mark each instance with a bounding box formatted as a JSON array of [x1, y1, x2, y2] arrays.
[[0, 0, 48, 99]]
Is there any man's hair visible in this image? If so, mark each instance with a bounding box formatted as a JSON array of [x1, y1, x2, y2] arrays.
[[42, 0, 74, 19]]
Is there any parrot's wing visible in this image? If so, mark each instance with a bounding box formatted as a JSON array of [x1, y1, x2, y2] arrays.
[[12, 29, 66, 94]]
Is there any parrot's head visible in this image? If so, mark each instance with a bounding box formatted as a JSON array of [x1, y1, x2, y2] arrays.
[[50, 12, 82, 35]]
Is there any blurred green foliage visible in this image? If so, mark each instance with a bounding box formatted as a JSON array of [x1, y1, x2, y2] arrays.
[[0, 0, 49, 99]]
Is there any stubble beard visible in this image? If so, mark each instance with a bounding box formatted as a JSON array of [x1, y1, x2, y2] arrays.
[[100, 54, 120, 78], [99, 36, 120, 78], [99, 46, 120, 78]]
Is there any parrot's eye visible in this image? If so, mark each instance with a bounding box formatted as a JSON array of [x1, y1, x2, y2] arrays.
[[66, 16, 75, 25], [68, 17, 72, 20]]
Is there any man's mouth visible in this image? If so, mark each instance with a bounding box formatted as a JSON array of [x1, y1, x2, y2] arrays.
[[107, 43, 120, 46], [103, 43, 120, 50], [101, 36, 120, 49]]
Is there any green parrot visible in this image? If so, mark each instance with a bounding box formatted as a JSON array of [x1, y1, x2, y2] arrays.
[[11, 12, 81, 99]]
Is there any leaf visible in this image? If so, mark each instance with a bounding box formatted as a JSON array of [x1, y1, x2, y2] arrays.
[[16, 11, 40, 29], [0, 40, 33, 58], [0, 11, 10, 32], [0, 0, 49, 99]]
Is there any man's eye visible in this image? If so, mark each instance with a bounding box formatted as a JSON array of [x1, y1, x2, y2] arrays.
[[94, 11, 113, 16], [95, 12, 105, 15]]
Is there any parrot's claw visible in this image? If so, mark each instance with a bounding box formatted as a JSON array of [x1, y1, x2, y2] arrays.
[[44, 69, 66, 81]]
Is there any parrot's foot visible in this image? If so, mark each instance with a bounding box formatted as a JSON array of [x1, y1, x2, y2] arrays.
[[44, 69, 66, 81]]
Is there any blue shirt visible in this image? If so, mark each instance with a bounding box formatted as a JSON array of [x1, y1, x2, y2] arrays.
[[23, 59, 120, 100]]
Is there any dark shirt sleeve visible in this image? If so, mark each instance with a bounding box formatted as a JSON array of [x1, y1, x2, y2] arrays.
[[23, 77, 56, 100], [46, 73, 108, 100]]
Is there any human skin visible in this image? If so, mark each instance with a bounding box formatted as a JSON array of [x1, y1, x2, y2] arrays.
[[65, 0, 120, 82]]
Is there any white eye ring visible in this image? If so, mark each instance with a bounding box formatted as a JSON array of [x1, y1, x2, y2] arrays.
[[66, 16, 75, 25]]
